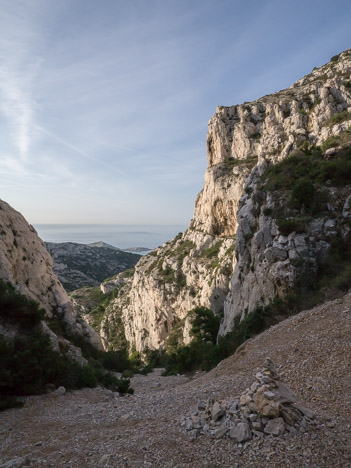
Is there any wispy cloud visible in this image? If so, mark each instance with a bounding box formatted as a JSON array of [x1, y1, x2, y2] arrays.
[[34, 125, 127, 177], [0, 0, 350, 224], [0, 1, 47, 160]]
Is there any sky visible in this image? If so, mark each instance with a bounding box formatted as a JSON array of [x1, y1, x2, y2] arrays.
[[0, 0, 350, 225]]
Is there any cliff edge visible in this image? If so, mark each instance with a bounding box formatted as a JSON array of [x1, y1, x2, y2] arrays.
[[101, 49, 351, 352]]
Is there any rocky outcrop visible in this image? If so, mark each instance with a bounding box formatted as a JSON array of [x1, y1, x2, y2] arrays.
[[46, 241, 139, 292], [102, 49, 351, 351], [183, 359, 316, 441], [220, 50, 351, 334], [100, 230, 234, 351], [0, 199, 102, 351]]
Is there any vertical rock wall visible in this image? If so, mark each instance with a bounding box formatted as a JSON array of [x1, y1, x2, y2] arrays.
[[103, 49, 351, 350]]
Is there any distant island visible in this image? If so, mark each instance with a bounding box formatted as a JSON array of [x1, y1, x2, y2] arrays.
[[88, 241, 151, 253], [124, 247, 152, 252]]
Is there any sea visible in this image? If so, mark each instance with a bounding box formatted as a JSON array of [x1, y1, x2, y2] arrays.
[[33, 224, 188, 251]]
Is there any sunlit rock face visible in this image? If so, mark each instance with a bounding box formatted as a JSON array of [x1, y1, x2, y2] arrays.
[[102, 49, 351, 351]]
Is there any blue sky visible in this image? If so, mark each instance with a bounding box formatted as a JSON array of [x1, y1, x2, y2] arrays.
[[0, 0, 350, 224]]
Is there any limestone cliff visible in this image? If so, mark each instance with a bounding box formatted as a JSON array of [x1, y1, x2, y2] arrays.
[[0, 199, 102, 352], [102, 49, 351, 352]]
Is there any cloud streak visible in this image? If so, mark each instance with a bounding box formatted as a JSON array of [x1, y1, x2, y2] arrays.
[[0, 0, 350, 224]]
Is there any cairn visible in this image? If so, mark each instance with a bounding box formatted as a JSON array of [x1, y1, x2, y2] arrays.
[[182, 358, 316, 442]]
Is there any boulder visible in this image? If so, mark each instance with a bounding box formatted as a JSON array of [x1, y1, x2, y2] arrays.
[[264, 417, 285, 436], [229, 421, 252, 443]]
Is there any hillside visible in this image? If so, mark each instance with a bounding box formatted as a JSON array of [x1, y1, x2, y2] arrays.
[[45, 242, 140, 292], [98, 48, 351, 353], [0, 200, 102, 353], [1, 293, 350, 467]]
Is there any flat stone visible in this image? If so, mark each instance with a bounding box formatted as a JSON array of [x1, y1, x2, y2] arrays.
[[197, 400, 207, 411], [0, 457, 31, 468], [229, 421, 252, 443], [250, 382, 259, 392], [264, 417, 285, 436], [188, 429, 200, 440], [213, 424, 228, 439], [294, 404, 315, 419], [281, 407, 300, 426], [211, 402, 225, 422], [239, 394, 252, 406], [185, 418, 193, 430], [263, 391, 275, 400], [228, 401, 239, 414], [252, 421, 263, 431]]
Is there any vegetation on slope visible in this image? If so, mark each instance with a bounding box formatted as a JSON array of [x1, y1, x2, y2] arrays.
[[0, 281, 134, 411], [160, 137, 351, 376], [159, 299, 294, 375], [70, 285, 119, 331], [46, 242, 140, 292]]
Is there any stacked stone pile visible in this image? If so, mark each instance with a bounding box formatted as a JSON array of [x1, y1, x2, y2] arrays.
[[182, 358, 316, 442]]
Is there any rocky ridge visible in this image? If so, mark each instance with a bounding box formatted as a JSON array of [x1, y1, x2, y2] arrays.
[[46, 242, 139, 292], [0, 199, 102, 355], [100, 48, 351, 351]]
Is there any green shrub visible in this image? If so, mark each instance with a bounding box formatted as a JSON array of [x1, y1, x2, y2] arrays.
[[0, 284, 134, 410], [262, 141, 351, 189], [290, 179, 316, 209], [321, 136, 341, 152], [101, 349, 131, 372], [190, 307, 221, 344], [122, 268, 135, 278], [328, 111, 351, 126], [201, 241, 223, 259], [0, 281, 45, 327], [0, 396, 24, 411], [276, 216, 311, 235], [222, 155, 258, 170], [158, 265, 175, 283], [122, 369, 134, 378], [0, 329, 134, 410], [163, 296, 296, 375], [330, 53, 341, 62], [263, 207, 272, 216]]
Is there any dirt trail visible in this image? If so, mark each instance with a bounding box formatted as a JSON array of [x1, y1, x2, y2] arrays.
[[1, 293, 351, 467]]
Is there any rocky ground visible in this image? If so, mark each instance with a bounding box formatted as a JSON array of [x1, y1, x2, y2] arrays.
[[1, 293, 351, 467]]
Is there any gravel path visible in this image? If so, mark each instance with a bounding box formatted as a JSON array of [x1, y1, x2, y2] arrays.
[[1, 293, 351, 467]]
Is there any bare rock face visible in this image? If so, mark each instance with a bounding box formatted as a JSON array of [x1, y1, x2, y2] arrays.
[[101, 230, 234, 351], [0, 199, 102, 351], [102, 49, 351, 351]]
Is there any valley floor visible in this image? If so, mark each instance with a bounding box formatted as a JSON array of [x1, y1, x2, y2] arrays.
[[1, 294, 351, 467]]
